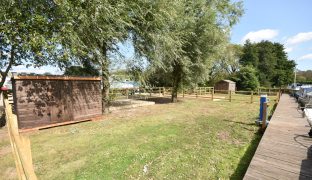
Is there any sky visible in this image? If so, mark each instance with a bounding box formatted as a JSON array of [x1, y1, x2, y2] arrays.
[[11, 0, 312, 74], [231, 0, 312, 71]]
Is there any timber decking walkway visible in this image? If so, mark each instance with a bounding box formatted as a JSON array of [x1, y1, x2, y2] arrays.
[[244, 94, 312, 180]]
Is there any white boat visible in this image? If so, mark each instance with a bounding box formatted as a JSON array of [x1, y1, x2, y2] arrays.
[[304, 108, 312, 137]]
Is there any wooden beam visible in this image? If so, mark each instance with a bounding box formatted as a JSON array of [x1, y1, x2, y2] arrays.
[[13, 75, 101, 81]]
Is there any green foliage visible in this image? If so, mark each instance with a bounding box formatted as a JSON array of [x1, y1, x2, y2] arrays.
[[297, 70, 312, 83], [134, 0, 243, 101], [231, 66, 259, 91], [240, 41, 295, 87], [209, 44, 243, 85], [64, 58, 99, 76], [0, 0, 69, 85]]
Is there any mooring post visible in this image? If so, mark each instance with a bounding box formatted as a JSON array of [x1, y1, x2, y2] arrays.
[[262, 102, 268, 131]]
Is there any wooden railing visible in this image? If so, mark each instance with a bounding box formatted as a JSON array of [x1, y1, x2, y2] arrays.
[[4, 97, 37, 180]]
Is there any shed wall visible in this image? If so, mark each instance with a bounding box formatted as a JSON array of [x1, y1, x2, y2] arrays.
[[214, 81, 236, 91], [12, 77, 101, 129], [214, 81, 229, 91]]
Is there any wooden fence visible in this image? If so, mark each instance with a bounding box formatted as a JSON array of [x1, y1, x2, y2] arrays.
[[4, 97, 37, 179], [109, 87, 282, 104]]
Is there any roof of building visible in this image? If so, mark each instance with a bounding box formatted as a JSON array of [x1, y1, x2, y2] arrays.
[[218, 79, 235, 83]]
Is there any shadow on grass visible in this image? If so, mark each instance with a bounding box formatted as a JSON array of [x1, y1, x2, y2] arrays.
[[230, 129, 262, 180], [223, 119, 255, 126], [146, 97, 173, 104]]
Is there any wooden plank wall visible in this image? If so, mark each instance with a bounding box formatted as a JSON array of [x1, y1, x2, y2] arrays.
[[12, 76, 102, 129]]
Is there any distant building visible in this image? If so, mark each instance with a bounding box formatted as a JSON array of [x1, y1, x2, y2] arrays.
[[110, 80, 140, 89], [214, 80, 236, 91]]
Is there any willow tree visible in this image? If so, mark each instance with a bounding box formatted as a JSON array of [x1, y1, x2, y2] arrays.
[[0, 0, 68, 87], [55, 0, 179, 112], [53, 0, 133, 113], [131, 0, 243, 102]]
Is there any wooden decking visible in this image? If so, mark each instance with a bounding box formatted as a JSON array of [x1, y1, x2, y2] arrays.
[[244, 94, 312, 179]]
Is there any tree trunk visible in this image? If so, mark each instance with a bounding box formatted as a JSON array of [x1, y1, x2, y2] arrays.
[[101, 43, 110, 114], [0, 46, 15, 87], [171, 62, 182, 103]]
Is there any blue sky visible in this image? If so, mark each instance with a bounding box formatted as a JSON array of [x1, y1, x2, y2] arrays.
[[231, 0, 312, 71], [12, 0, 312, 74]]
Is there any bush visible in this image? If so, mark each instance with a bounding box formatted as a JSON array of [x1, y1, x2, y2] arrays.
[[231, 66, 260, 91]]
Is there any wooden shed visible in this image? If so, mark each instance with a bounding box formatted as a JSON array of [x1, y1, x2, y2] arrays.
[[12, 76, 102, 129], [214, 80, 236, 91]]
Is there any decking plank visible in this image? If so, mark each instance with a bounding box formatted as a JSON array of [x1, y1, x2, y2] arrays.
[[244, 95, 312, 179]]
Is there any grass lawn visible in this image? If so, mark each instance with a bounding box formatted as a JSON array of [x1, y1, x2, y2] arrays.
[[25, 97, 268, 179], [0, 129, 17, 179]]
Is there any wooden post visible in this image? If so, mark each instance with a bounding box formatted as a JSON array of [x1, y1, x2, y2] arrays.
[[211, 88, 214, 101], [250, 91, 253, 103], [278, 88, 282, 102], [182, 88, 185, 98], [262, 102, 268, 130], [229, 90, 232, 102], [126, 89, 129, 99], [162, 87, 165, 96], [199, 87, 202, 96], [159, 87, 161, 97]]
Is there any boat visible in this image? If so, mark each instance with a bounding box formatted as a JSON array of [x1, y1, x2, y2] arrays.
[[304, 107, 312, 137], [297, 86, 312, 108]]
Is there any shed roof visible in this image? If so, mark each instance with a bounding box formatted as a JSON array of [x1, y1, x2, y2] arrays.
[[219, 79, 235, 83], [12, 75, 101, 81]]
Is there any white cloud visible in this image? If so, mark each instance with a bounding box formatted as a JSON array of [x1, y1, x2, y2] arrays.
[[286, 32, 312, 45], [241, 29, 279, 43], [298, 53, 312, 61], [285, 47, 293, 53]]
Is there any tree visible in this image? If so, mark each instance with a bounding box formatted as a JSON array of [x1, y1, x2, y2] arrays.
[[209, 44, 243, 85], [53, 0, 135, 113], [0, 0, 67, 87], [133, 0, 243, 102], [240, 41, 295, 87], [231, 66, 259, 91], [55, 0, 179, 112], [297, 70, 312, 83]]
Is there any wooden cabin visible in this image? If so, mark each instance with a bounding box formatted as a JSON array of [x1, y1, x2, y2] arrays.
[[214, 80, 236, 92]]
